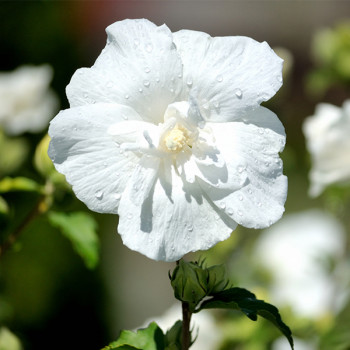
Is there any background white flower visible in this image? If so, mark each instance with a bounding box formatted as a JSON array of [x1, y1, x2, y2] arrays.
[[254, 209, 347, 319], [0, 65, 59, 135], [48, 19, 287, 262], [140, 304, 222, 350], [303, 100, 350, 197]]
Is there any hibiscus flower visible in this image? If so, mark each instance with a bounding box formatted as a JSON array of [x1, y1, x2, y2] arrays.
[[303, 100, 350, 197], [48, 19, 287, 261]]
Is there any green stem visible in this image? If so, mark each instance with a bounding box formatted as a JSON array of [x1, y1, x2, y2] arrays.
[[182, 301, 192, 350], [0, 195, 47, 258]]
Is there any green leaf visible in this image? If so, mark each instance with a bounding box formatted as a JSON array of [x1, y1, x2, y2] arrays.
[[196, 287, 294, 349], [47, 211, 99, 269], [0, 196, 9, 215], [164, 320, 182, 350], [103, 322, 165, 350], [0, 177, 43, 193]]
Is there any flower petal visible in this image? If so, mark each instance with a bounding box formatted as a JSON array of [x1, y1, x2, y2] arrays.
[[48, 103, 142, 213], [67, 19, 183, 124], [202, 106, 287, 228], [173, 30, 283, 122], [118, 159, 237, 261]]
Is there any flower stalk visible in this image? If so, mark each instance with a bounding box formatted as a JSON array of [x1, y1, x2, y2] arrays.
[[181, 301, 192, 350]]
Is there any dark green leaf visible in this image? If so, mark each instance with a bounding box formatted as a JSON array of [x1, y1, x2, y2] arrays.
[[103, 322, 164, 350], [47, 211, 99, 269], [164, 320, 182, 350], [196, 287, 294, 349]]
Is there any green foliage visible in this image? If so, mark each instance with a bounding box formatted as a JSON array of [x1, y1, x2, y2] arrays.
[[307, 21, 350, 96], [164, 320, 182, 350], [47, 211, 99, 269], [0, 131, 28, 176], [0, 196, 9, 215], [0, 177, 43, 193], [103, 322, 165, 350], [169, 260, 294, 349], [0, 327, 22, 350], [197, 287, 294, 349]]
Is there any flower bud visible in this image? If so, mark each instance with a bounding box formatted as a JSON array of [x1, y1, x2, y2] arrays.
[[170, 260, 208, 312]]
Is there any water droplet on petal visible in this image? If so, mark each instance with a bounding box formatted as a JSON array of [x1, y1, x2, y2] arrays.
[[216, 74, 223, 82], [187, 225, 193, 232], [238, 210, 243, 216], [237, 165, 245, 173], [219, 201, 226, 209], [124, 94, 129, 99], [127, 213, 133, 220], [114, 193, 121, 200], [239, 195, 243, 201], [186, 77, 193, 87], [122, 114, 128, 120], [248, 189, 253, 194], [227, 208, 233, 216], [134, 38, 140, 46], [143, 80, 150, 87], [95, 191, 103, 200], [257, 202, 262, 207], [138, 87, 143, 93], [144, 67, 151, 73], [234, 88, 242, 98]]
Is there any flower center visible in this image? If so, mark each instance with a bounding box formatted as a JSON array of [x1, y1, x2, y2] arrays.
[[164, 126, 189, 152]]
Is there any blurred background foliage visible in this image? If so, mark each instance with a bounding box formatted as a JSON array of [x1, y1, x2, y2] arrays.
[[1, 1, 350, 350]]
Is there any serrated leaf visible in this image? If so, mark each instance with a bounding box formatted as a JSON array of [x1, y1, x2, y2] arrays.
[[196, 287, 294, 349], [47, 211, 99, 269], [103, 322, 164, 350], [0, 177, 43, 193]]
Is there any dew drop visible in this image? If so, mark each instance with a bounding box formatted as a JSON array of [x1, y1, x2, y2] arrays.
[[122, 114, 128, 120], [227, 207, 234, 216], [239, 195, 243, 201], [219, 201, 226, 209], [237, 165, 245, 173], [138, 87, 143, 93], [114, 193, 121, 200], [216, 74, 223, 82], [144, 67, 151, 73], [248, 189, 253, 194], [234, 88, 242, 98], [143, 80, 150, 87], [124, 94, 129, 99], [258, 128, 264, 134], [134, 38, 140, 46], [238, 210, 243, 216], [127, 213, 133, 220], [145, 43, 153, 52], [95, 190, 103, 200], [187, 225, 193, 232], [257, 202, 262, 207], [186, 77, 193, 87]]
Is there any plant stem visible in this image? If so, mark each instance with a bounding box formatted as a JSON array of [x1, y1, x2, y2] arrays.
[[0, 195, 46, 258], [182, 301, 192, 350]]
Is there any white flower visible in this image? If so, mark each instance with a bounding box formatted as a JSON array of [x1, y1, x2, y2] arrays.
[[303, 100, 350, 197], [0, 65, 59, 135], [254, 209, 347, 319], [48, 19, 287, 261], [140, 304, 222, 350]]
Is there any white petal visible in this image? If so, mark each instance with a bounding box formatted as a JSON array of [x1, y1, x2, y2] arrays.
[[118, 159, 237, 261], [48, 103, 142, 213], [67, 19, 183, 124], [203, 106, 287, 228], [173, 30, 283, 122]]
